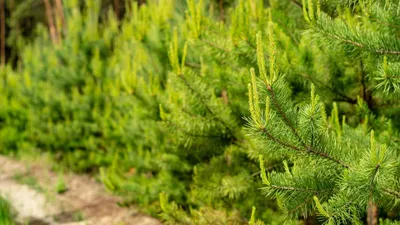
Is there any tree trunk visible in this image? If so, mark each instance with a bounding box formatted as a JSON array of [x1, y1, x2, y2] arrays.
[[138, 0, 146, 6], [221, 89, 228, 105], [114, 0, 120, 19], [54, 0, 65, 36], [303, 215, 318, 225], [219, 0, 224, 21], [43, 0, 59, 44], [367, 201, 378, 225], [0, 0, 5, 66]]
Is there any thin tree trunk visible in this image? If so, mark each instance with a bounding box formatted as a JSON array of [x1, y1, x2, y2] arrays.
[[114, 0, 120, 19], [303, 215, 318, 225], [54, 0, 65, 36], [367, 201, 378, 225], [219, 0, 224, 21], [43, 0, 59, 44], [138, 0, 146, 6], [0, 0, 5, 66], [9, 0, 14, 11], [221, 89, 228, 105]]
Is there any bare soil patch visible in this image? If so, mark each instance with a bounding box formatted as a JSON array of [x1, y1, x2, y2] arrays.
[[0, 155, 161, 225]]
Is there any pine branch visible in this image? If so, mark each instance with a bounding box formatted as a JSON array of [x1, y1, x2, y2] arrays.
[[306, 146, 350, 169], [273, 18, 300, 45], [316, 25, 400, 55], [185, 61, 201, 69], [369, 164, 380, 195], [251, 163, 281, 176], [370, 18, 400, 29], [270, 185, 333, 193], [178, 75, 235, 137], [260, 127, 303, 152], [299, 73, 357, 104], [243, 39, 274, 67], [359, 60, 370, 104], [288, 196, 313, 214], [259, 127, 350, 168], [267, 85, 306, 147], [383, 188, 400, 198], [201, 39, 230, 53], [321, 200, 356, 222], [271, 185, 305, 191], [289, 0, 303, 9], [373, 101, 400, 109], [166, 120, 224, 139]]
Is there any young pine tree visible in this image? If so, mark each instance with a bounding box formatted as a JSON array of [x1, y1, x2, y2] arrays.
[[247, 1, 400, 224], [157, 0, 305, 224]]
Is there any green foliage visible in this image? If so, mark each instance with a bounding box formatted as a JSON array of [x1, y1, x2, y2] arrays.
[[159, 193, 301, 225], [246, 0, 400, 224], [55, 173, 68, 194], [4, 0, 400, 224], [3, 0, 185, 213], [13, 173, 44, 193], [0, 0, 312, 223], [0, 196, 15, 225]]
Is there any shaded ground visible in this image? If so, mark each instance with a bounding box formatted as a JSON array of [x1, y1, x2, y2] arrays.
[[0, 155, 161, 225]]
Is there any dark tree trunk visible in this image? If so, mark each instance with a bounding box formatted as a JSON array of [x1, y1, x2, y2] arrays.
[[219, 0, 224, 21], [0, 0, 5, 65], [114, 0, 120, 19], [303, 215, 318, 225]]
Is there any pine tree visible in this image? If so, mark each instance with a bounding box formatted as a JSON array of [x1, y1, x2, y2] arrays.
[[157, 0, 308, 223], [246, 0, 400, 224]]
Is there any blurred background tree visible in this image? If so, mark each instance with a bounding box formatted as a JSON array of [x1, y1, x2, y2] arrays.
[[1, 0, 235, 67]]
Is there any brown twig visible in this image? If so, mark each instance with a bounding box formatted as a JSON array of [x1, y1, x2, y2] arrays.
[[260, 127, 349, 169], [267, 85, 306, 147], [359, 60, 376, 109], [289, 0, 303, 9], [306, 147, 350, 169], [383, 188, 400, 198], [270, 185, 333, 193], [360, 60, 367, 100], [260, 127, 303, 152], [299, 73, 356, 104]]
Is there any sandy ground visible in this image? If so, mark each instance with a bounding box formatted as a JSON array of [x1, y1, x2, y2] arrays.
[[0, 155, 161, 225]]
